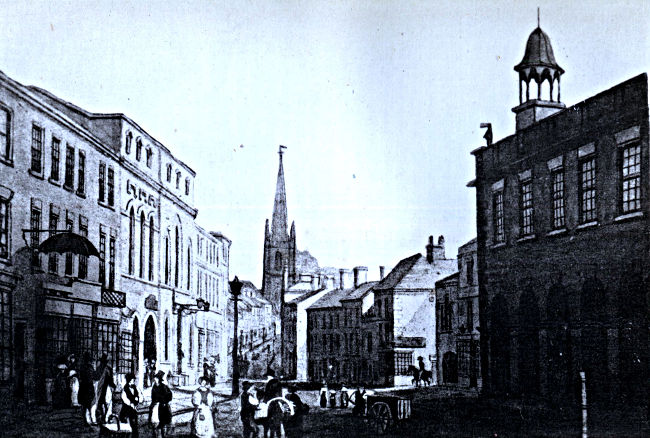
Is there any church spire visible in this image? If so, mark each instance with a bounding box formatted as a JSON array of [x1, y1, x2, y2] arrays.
[[271, 145, 288, 237]]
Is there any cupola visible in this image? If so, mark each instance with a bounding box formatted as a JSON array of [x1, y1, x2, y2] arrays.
[[512, 13, 565, 130]]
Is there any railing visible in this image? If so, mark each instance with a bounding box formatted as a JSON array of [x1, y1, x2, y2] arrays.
[[102, 288, 126, 307]]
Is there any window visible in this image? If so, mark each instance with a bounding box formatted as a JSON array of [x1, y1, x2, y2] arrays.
[[146, 148, 152, 168], [551, 170, 565, 229], [98, 162, 106, 202], [148, 217, 154, 281], [440, 294, 453, 331], [31, 124, 43, 173], [125, 131, 132, 154], [118, 331, 132, 374], [519, 179, 533, 236], [0, 198, 9, 259], [65, 212, 74, 276], [466, 257, 474, 286], [493, 191, 505, 243], [107, 167, 115, 207], [0, 285, 11, 383], [76, 151, 85, 196], [0, 106, 10, 161], [99, 231, 106, 286], [64, 145, 75, 189], [174, 226, 179, 287], [48, 206, 59, 274], [139, 212, 145, 278], [164, 235, 170, 285], [621, 144, 641, 213], [466, 299, 474, 332], [136, 138, 142, 161], [367, 333, 372, 353], [185, 178, 190, 195], [164, 318, 169, 361], [109, 235, 116, 290], [187, 245, 191, 290], [579, 156, 597, 223], [78, 216, 88, 279], [50, 138, 60, 181], [166, 164, 172, 182], [128, 208, 135, 275], [176, 171, 181, 189], [30, 199, 41, 267], [395, 351, 413, 375], [189, 326, 194, 368]]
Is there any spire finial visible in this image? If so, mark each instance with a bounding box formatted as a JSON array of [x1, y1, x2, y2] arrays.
[[537, 7, 540, 28], [278, 145, 287, 156]]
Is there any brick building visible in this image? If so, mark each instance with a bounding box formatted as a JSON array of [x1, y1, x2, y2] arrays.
[[435, 239, 481, 388], [470, 24, 649, 404]]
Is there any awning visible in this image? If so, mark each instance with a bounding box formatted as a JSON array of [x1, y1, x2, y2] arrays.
[[38, 232, 100, 258]]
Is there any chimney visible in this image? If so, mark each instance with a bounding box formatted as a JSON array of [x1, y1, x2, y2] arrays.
[[426, 235, 434, 263], [326, 276, 335, 290], [436, 235, 446, 259], [339, 269, 353, 289], [379, 266, 385, 280], [353, 266, 368, 288], [310, 275, 318, 291]]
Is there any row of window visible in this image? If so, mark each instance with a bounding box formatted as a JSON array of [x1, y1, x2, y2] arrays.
[[29, 124, 87, 196], [439, 295, 475, 333], [309, 331, 366, 354], [165, 163, 191, 195], [310, 308, 362, 330], [97, 161, 116, 207], [492, 142, 642, 242], [197, 236, 225, 266], [127, 208, 155, 282], [124, 131, 153, 168], [197, 270, 221, 310]]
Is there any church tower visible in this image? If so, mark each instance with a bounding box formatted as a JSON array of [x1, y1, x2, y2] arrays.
[[512, 12, 565, 130], [262, 146, 297, 312]]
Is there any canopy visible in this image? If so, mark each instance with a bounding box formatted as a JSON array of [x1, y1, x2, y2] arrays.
[[38, 232, 100, 258]]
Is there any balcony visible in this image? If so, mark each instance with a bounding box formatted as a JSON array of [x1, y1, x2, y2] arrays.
[[101, 288, 126, 308]]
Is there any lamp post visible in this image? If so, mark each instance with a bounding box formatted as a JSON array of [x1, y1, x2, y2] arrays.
[[174, 298, 210, 380], [229, 276, 243, 395]]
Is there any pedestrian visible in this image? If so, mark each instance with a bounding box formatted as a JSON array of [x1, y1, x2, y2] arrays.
[[52, 360, 70, 409], [263, 368, 282, 402], [149, 359, 157, 388], [191, 376, 215, 438], [240, 381, 259, 438], [351, 387, 366, 416], [329, 389, 337, 408], [143, 359, 151, 388], [67, 353, 80, 408], [120, 373, 141, 438], [284, 385, 308, 438], [150, 371, 173, 438], [319, 385, 327, 408], [340, 385, 348, 408], [93, 353, 116, 426], [78, 352, 96, 425]]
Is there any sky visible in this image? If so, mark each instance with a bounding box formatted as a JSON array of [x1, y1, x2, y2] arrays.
[[1, 0, 648, 285]]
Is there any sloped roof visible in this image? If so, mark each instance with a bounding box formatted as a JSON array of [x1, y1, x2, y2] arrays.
[[374, 254, 422, 290], [340, 281, 377, 301], [435, 271, 459, 288], [286, 287, 328, 305], [308, 287, 353, 310]]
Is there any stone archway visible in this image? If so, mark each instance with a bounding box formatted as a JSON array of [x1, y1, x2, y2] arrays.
[[442, 351, 458, 384]]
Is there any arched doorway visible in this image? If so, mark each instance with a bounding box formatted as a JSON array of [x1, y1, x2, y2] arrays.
[[144, 315, 157, 364], [132, 317, 140, 375], [442, 351, 458, 384]]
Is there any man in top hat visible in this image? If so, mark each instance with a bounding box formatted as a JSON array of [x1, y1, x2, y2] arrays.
[[120, 373, 141, 438], [150, 370, 173, 438], [284, 385, 308, 438], [263, 367, 282, 403], [240, 381, 259, 438]]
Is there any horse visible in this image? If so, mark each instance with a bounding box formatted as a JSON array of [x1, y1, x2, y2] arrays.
[[407, 365, 433, 387], [255, 396, 294, 438]]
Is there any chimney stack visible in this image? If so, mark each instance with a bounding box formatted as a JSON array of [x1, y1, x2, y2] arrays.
[[310, 274, 318, 291], [379, 266, 385, 280], [426, 235, 446, 263], [426, 235, 434, 263], [339, 269, 353, 289], [353, 266, 368, 288]]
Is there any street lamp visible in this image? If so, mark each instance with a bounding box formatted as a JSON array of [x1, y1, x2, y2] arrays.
[[174, 298, 210, 380], [229, 276, 243, 395]]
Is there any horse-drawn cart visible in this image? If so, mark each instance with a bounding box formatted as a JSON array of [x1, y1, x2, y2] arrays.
[[366, 393, 412, 434]]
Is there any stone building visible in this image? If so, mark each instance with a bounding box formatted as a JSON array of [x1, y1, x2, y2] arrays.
[[470, 23, 649, 404], [370, 236, 456, 386], [435, 239, 481, 388], [0, 68, 232, 403]]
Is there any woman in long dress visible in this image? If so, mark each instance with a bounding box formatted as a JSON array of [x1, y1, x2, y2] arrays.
[[191, 376, 215, 438]]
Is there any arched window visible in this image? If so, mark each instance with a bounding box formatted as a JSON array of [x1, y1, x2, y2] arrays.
[[166, 164, 172, 182], [175, 171, 181, 189], [139, 211, 145, 278], [185, 178, 190, 195], [125, 131, 132, 154], [146, 148, 152, 168], [128, 208, 135, 275], [136, 138, 142, 161], [148, 217, 154, 281], [174, 226, 180, 287], [186, 243, 192, 290], [164, 234, 170, 284], [164, 316, 169, 361], [274, 251, 282, 270]]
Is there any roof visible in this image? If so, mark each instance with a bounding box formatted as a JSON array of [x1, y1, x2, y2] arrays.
[[286, 287, 327, 305], [340, 281, 377, 301], [373, 254, 421, 290], [435, 272, 459, 288], [514, 27, 564, 74], [307, 287, 353, 310]]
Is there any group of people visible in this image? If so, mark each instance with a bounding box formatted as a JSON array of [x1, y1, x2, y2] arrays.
[[318, 385, 366, 415], [240, 368, 309, 438], [118, 370, 173, 438]]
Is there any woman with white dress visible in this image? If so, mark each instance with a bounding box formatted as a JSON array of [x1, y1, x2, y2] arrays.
[[191, 376, 215, 438]]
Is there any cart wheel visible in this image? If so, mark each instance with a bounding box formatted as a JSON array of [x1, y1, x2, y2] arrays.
[[370, 401, 391, 434]]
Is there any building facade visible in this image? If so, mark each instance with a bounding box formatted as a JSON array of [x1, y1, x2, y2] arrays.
[[0, 68, 232, 403], [371, 236, 456, 386], [471, 25, 649, 404], [435, 239, 481, 388]]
